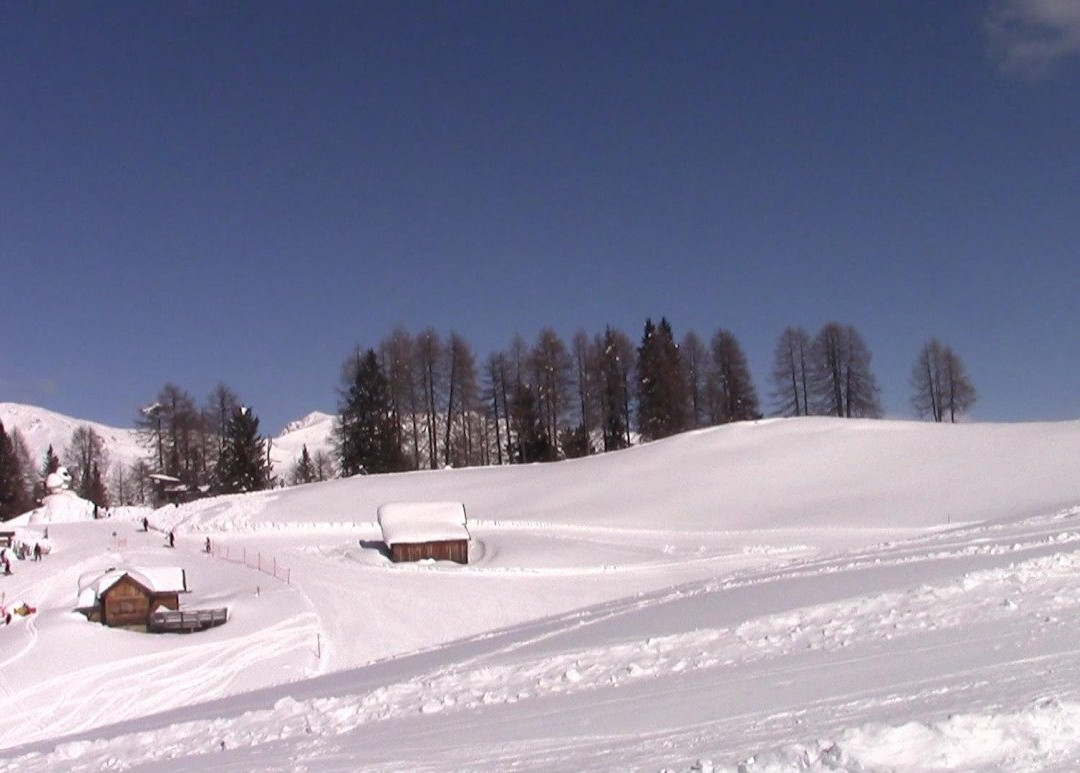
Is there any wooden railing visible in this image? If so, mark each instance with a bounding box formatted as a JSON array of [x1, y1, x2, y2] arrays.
[[148, 607, 228, 633]]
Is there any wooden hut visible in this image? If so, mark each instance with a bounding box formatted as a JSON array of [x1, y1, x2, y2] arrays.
[[377, 502, 470, 564], [78, 567, 188, 630]]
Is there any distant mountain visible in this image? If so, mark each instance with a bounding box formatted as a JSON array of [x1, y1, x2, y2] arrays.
[[268, 411, 336, 478], [0, 402, 335, 482], [0, 402, 145, 474]]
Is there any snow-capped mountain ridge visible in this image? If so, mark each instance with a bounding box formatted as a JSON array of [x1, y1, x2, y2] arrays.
[[279, 411, 335, 436], [0, 402, 334, 480]]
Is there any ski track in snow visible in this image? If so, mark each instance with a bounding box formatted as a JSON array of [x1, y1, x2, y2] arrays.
[[7, 417, 1080, 770], [8, 508, 1080, 770]]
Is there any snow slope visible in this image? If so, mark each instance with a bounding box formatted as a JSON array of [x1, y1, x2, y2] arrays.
[[3, 417, 1080, 771], [0, 403, 145, 475]]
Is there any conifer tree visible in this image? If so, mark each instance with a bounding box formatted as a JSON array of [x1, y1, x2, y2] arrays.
[[707, 329, 761, 423], [215, 406, 272, 493], [598, 327, 634, 451], [87, 463, 109, 507], [40, 444, 60, 482], [510, 383, 554, 463], [336, 349, 407, 475], [0, 421, 30, 520], [636, 317, 688, 441], [290, 444, 318, 485]]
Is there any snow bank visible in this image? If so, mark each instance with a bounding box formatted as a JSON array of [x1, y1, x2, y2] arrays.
[[726, 699, 1080, 772]]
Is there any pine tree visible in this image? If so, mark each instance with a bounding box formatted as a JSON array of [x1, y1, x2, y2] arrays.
[[336, 349, 407, 475], [0, 421, 30, 520], [290, 444, 318, 485], [38, 444, 60, 499], [510, 383, 554, 463], [598, 327, 633, 451], [636, 317, 688, 441], [707, 329, 761, 423], [215, 406, 272, 493], [87, 463, 109, 507]]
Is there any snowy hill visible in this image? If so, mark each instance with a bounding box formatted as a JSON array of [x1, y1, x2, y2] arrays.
[[0, 403, 335, 482], [0, 402, 145, 474], [4, 417, 1080, 770]]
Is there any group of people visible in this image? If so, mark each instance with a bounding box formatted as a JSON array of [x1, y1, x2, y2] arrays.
[[1, 539, 47, 576]]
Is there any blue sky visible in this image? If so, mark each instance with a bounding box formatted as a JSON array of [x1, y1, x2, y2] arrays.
[[3, 1, 1079, 432]]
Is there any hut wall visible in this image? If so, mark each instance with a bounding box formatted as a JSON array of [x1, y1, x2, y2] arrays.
[[390, 540, 468, 564], [102, 577, 152, 627], [101, 578, 181, 628]]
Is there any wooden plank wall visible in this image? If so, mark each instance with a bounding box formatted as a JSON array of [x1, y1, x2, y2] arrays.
[[390, 540, 468, 564]]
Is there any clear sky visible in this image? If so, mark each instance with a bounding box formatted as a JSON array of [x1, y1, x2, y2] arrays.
[[3, 1, 1079, 432]]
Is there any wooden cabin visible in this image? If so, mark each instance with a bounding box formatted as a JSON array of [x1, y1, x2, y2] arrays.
[[377, 501, 470, 564], [78, 567, 188, 630]]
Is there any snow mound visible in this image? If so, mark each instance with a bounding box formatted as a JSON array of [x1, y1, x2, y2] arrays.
[[727, 699, 1080, 772], [16, 490, 96, 524]]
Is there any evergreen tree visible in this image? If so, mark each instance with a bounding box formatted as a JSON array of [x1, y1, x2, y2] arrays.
[[636, 317, 688, 441], [336, 349, 407, 475], [559, 424, 591, 459], [0, 421, 30, 520], [37, 444, 60, 500], [707, 329, 761, 423], [598, 327, 633, 451], [290, 444, 318, 485], [87, 462, 109, 507], [215, 406, 272, 493], [40, 444, 60, 480], [510, 383, 554, 463]]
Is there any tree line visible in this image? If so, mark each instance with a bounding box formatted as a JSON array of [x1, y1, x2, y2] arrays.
[[0, 320, 977, 519], [334, 320, 977, 475]]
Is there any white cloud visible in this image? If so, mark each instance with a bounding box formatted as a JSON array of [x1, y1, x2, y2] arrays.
[[987, 0, 1080, 76]]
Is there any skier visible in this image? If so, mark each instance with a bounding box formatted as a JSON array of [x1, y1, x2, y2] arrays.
[[168, 531, 175, 548], [142, 516, 149, 532], [32, 543, 41, 562], [205, 537, 212, 554]]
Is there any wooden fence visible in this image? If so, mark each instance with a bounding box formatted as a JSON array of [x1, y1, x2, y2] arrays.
[[149, 607, 228, 633]]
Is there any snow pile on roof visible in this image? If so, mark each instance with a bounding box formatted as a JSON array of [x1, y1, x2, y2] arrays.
[[377, 501, 470, 546], [77, 566, 187, 607]]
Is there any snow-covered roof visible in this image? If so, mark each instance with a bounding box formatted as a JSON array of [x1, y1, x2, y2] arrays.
[[377, 502, 470, 546], [77, 566, 188, 607], [149, 474, 183, 484]]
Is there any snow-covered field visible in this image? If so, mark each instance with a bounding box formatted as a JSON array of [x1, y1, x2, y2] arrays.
[[3, 416, 1080, 771]]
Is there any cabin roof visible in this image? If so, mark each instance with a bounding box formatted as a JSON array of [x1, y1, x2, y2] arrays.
[[77, 566, 187, 607], [377, 501, 470, 546]]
